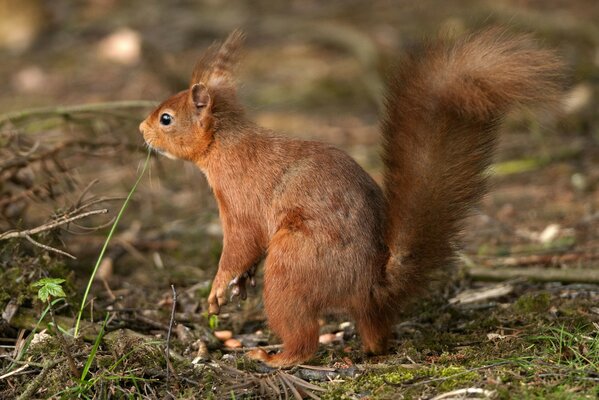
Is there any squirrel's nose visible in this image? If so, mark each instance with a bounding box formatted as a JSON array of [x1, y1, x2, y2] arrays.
[[139, 121, 147, 134]]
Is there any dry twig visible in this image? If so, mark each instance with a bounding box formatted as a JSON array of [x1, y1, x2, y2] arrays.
[[431, 387, 496, 400], [213, 362, 326, 399], [467, 266, 599, 284], [165, 285, 178, 390], [16, 358, 65, 400], [0, 208, 108, 259]]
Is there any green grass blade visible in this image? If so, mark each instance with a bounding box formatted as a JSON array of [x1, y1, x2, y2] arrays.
[[80, 312, 110, 383], [74, 150, 151, 337]]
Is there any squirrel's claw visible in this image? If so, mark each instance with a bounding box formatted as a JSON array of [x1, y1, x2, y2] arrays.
[[210, 263, 258, 312], [229, 264, 258, 301]]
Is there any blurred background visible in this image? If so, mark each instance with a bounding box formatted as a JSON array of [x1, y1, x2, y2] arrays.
[[1, 0, 598, 312], [0, 0, 597, 310], [1, 0, 598, 397]]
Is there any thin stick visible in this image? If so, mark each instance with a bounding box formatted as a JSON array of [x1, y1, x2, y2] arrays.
[[222, 344, 284, 352], [74, 179, 100, 210], [166, 284, 177, 389], [0, 100, 157, 126], [0, 364, 29, 380], [480, 252, 599, 268], [0, 209, 108, 240], [24, 234, 76, 260], [467, 266, 599, 284], [0, 139, 125, 172], [16, 358, 64, 400], [431, 388, 496, 400], [0, 209, 108, 259]]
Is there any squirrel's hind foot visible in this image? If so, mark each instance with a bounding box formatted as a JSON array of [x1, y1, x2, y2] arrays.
[[246, 348, 310, 368]]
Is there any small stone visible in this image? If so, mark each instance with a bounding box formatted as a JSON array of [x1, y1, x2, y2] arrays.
[[487, 333, 506, 341], [30, 330, 51, 346], [318, 333, 337, 345], [339, 322, 352, 330], [224, 338, 242, 349], [13, 66, 45, 93], [194, 340, 210, 362], [214, 330, 233, 341], [97, 28, 141, 65], [206, 221, 223, 236], [571, 173, 588, 192], [539, 224, 560, 244], [562, 84, 592, 114], [175, 324, 190, 342]]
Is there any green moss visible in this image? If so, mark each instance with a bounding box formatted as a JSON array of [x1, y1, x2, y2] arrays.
[[517, 384, 599, 399], [435, 366, 480, 391], [322, 366, 417, 399], [0, 241, 75, 311], [514, 292, 551, 314], [322, 364, 482, 399], [27, 335, 65, 359], [103, 329, 164, 371]]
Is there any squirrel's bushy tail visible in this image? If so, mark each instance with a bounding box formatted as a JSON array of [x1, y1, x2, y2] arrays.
[[381, 28, 563, 303]]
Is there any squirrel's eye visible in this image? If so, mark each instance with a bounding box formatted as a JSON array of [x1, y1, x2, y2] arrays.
[[159, 113, 172, 126]]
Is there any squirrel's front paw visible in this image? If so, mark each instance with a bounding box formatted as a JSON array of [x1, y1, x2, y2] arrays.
[[207, 281, 228, 315]]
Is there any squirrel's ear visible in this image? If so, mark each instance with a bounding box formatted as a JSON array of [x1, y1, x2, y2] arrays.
[[190, 83, 212, 111]]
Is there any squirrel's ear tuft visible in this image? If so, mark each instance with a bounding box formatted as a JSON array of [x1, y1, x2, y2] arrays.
[[211, 29, 245, 83], [191, 29, 245, 88], [191, 83, 212, 111]]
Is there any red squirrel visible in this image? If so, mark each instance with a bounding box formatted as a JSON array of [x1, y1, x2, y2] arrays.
[[139, 29, 562, 367]]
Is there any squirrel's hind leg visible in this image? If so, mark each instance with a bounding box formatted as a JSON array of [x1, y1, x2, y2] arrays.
[[353, 307, 393, 355], [247, 253, 320, 367]]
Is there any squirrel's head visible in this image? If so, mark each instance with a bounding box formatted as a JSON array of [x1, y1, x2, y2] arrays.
[[139, 30, 245, 162]]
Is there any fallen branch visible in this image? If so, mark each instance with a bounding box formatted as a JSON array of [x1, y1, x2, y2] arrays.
[[213, 362, 326, 400], [0, 364, 29, 381], [0, 208, 107, 239], [222, 344, 284, 353], [449, 282, 515, 305], [482, 252, 599, 268], [0, 138, 135, 173], [0, 100, 156, 126], [431, 388, 496, 400], [0, 209, 108, 259], [467, 267, 599, 284], [9, 308, 101, 342], [16, 358, 65, 400]]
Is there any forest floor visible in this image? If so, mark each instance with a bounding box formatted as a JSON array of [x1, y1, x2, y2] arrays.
[[1, 0, 598, 398]]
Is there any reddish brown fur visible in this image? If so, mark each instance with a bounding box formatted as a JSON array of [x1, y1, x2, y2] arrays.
[[139, 29, 563, 367]]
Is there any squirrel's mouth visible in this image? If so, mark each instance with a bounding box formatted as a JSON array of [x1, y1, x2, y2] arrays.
[[144, 139, 178, 160]]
